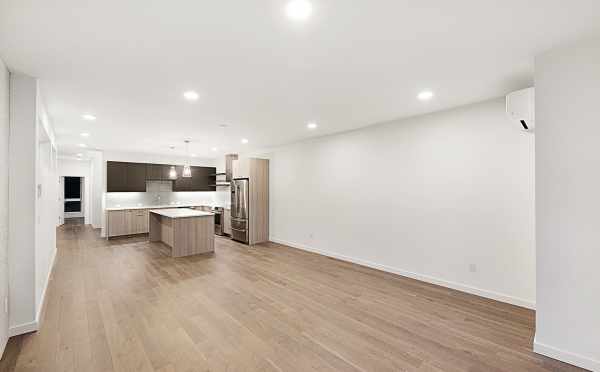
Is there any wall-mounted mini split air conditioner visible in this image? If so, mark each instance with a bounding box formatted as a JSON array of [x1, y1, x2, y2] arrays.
[[506, 87, 535, 132]]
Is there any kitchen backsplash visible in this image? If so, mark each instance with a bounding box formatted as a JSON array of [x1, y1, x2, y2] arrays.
[[105, 181, 230, 208], [215, 189, 230, 208]]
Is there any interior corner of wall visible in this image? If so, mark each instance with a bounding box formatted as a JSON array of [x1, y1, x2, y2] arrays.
[[533, 338, 600, 371]]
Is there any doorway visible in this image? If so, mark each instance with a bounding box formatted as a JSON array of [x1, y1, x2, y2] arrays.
[[63, 176, 84, 224]]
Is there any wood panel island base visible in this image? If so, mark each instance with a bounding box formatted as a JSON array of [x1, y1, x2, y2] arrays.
[[149, 208, 214, 257]]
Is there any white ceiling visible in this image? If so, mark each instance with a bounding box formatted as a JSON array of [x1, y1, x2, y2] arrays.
[[1, 0, 599, 158]]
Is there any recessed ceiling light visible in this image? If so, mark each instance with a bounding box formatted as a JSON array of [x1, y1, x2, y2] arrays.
[[241, 138, 249, 144], [211, 147, 218, 151], [286, 0, 312, 21], [77, 153, 83, 157], [183, 91, 199, 101], [191, 153, 197, 157], [417, 91, 434, 101], [80, 132, 90, 137], [82, 114, 96, 121], [307, 122, 318, 129], [78, 143, 87, 148]]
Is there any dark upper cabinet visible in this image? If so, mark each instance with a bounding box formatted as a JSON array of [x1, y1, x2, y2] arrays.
[[126, 163, 147, 191], [162, 165, 173, 180], [146, 164, 173, 181], [172, 166, 191, 191], [107, 161, 127, 192], [107, 162, 215, 192], [146, 163, 162, 180], [106, 161, 147, 192], [172, 166, 216, 192], [192, 166, 216, 191]]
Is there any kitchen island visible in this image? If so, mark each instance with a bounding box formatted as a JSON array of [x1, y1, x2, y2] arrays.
[[149, 208, 214, 257]]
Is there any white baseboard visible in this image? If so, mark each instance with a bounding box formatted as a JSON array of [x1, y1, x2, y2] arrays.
[[0, 336, 6, 360], [8, 247, 57, 338], [36, 246, 57, 325], [8, 321, 38, 337], [534, 337, 600, 371], [269, 237, 536, 310]]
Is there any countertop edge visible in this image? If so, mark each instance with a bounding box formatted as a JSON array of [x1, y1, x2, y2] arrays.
[[106, 204, 230, 211], [149, 209, 215, 219]]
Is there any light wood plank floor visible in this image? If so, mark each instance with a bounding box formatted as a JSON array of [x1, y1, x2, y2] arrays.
[[0, 224, 585, 372]]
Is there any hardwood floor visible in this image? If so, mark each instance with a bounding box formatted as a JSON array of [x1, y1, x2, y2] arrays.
[[0, 224, 585, 372]]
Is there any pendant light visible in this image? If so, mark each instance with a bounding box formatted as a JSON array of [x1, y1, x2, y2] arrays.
[[167, 144, 178, 179], [182, 140, 192, 178], [168, 166, 177, 179]]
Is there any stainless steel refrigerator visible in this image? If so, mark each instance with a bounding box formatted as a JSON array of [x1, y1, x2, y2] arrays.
[[230, 178, 249, 244]]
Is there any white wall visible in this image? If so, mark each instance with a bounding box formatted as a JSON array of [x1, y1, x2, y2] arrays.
[[534, 37, 600, 371], [35, 122, 58, 321], [35, 95, 58, 322], [8, 73, 37, 332], [267, 98, 536, 308], [0, 58, 10, 355], [8, 72, 58, 337], [89, 151, 103, 228], [58, 158, 92, 224]]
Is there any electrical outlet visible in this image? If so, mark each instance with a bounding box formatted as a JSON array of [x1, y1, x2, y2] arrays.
[[308, 233, 314, 239], [469, 264, 477, 273]]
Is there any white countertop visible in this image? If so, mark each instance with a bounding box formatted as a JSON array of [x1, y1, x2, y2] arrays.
[[106, 204, 229, 211], [149, 208, 214, 218]]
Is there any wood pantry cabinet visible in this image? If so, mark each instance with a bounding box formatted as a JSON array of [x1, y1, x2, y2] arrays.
[[231, 157, 269, 245]]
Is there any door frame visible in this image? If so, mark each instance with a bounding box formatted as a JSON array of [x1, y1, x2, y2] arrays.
[[63, 176, 85, 220]]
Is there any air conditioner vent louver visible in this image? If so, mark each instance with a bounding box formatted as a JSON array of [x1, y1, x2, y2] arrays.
[[506, 87, 535, 132]]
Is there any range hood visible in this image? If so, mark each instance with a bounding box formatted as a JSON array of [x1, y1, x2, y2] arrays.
[[225, 154, 238, 182], [210, 154, 238, 186]]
